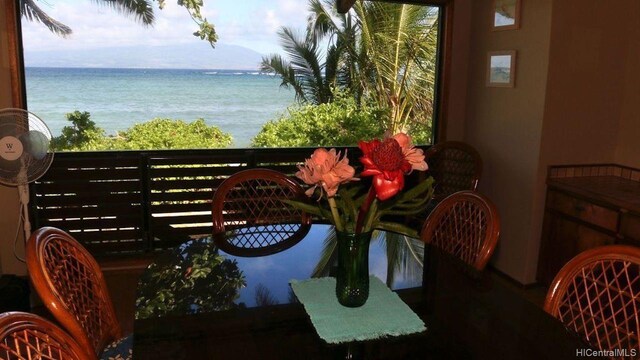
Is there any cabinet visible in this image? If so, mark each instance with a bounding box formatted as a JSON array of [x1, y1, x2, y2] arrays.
[[537, 164, 640, 286]]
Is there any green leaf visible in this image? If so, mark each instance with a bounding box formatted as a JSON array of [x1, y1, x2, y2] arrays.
[[379, 177, 434, 213], [374, 221, 419, 239], [338, 188, 358, 223], [281, 199, 325, 217], [392, 177, 434, 204]]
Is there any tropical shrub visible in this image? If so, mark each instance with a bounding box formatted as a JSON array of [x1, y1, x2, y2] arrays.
[[51, 111, 232, 151], [110, 118, 232, 150], [251, 94, 388, 147], [252, 91, 431, 147], [50, 111, 110, 151]]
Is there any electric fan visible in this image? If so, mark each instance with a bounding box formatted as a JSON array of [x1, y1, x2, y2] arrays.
[[0, 108, 54, 258]]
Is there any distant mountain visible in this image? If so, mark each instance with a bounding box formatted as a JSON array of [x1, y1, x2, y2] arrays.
[[24, 43, 266, 70]]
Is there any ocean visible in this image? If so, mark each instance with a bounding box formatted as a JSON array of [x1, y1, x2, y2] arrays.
[[24, 67, 296, 148]]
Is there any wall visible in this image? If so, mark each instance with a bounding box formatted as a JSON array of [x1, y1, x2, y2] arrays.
[[539, 1, 628, 167], [459, 0, 552, 283], [614, 1, 640, 168]]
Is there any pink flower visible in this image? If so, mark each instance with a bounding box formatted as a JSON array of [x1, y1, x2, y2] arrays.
[[296, 148, 356, 197], [393, 133, 428, 172]]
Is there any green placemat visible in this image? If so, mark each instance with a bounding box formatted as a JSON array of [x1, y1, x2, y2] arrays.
[[290, 276, 426, 344]]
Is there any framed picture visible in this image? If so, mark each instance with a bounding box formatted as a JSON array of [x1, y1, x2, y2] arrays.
[[492, 0, 521, 31], [487, 51, 516, 87]]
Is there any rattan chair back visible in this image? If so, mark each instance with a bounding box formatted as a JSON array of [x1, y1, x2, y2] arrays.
[[420, 191, 500, 270], [212, 168, 312, 257], [26, 227, 121, 357], [0, 311, 92, 360], [425, 141, 482, 202], [544, 245, 640, 354]]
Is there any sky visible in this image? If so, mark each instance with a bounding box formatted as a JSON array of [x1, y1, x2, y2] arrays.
[[21, 0, 310, 56]]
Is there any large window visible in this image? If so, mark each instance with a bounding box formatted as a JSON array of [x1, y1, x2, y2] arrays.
[[18, 0, 445, 151]]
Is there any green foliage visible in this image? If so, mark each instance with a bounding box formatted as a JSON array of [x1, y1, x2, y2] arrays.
[[158, 0, 218, 47], [51, 111, 232, 151], [135, 238, 246, 319], [110, 118, 232, 150], [251, 94, 388, 148], [251, 91, 431, 147], [260, 27, 337, 105], [265, 0, 438, 142], [50, 111, 109, 151], [285, 176, 434, 237]]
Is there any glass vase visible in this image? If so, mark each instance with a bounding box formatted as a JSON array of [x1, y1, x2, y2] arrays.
[[335, 230, 373, 307]]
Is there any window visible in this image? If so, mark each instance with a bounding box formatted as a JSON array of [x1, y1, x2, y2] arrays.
[[18, 0, 446, 151]]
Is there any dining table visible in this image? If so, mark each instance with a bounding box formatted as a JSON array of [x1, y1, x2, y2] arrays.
[[132, 225, 598, 359]]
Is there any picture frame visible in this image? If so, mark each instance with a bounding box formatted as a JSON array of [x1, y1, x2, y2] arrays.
[[492, 0, 521, 31], [486, 51, 516, 88]]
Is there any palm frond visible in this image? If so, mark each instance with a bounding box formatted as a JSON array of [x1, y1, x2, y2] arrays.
[[20, 0, 72, 37], [311, 227, 338, 277], [275, 27, 332, 104], [260, 53, 307, 103], [254, 283, 279, 306], [92, 0, 155, 25], [306, 0, 340, 43], [383, 232, 424, 287]]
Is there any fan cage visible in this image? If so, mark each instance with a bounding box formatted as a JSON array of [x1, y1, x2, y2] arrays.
[[0, 108, 54, 186]]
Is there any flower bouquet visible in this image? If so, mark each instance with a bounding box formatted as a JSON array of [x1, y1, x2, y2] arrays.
[[291, 132, 434, 237], [288, 133, 434, 306]]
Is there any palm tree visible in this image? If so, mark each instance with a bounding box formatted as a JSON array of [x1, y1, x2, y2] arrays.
[[354, 1, 439, 135], [305, 0, 363, 102], [268, 0, 439, 139], [19, 0, 154, 37]]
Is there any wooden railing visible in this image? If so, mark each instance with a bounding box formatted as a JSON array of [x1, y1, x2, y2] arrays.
[[30, 146, 428, 258]]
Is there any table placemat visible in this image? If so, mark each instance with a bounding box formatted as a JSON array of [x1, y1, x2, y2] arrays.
[[290, 276, 426, 344]]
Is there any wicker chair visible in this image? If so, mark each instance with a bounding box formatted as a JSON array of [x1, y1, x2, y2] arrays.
[[425, 141, 482, 203], [0, 311, 91, 360], [26, 227, 130, 360], [420, 191, 500, 271], [544, 245, 640, 355], [212, 168, 312, 257]]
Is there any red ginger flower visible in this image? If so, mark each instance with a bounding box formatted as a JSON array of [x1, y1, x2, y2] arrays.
[[358, 133, 428, 201]]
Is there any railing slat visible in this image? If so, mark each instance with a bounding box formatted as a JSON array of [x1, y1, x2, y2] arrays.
[[36, 204, 144, 218]]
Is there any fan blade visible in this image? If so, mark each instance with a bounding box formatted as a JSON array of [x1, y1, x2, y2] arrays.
[[20, 130, 50, 160]]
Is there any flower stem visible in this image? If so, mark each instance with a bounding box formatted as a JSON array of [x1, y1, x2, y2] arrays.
[[362, 199, 378, 233], [328, 197, 344, 232], [356, 186, 376, 233]]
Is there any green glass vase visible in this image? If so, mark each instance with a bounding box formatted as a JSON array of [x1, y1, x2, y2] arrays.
[[335, 230, 373, 307]]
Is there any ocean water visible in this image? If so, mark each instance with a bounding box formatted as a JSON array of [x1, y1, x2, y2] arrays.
[[24, 67, 296, 148]]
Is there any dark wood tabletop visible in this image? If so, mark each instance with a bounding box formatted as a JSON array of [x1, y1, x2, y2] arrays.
[[133, 225, 596, 360]]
